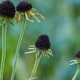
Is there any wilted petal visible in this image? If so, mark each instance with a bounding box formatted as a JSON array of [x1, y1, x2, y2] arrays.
[[25, 50, 36, 54]]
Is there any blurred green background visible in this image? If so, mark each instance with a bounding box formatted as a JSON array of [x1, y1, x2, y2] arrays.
[[0, 0, 80, 80]]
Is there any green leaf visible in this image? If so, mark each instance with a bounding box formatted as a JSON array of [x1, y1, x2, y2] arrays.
[[9, 20, 14, 26]]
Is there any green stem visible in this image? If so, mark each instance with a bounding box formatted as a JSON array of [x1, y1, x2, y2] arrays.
[[30, 51, 42, 80], [11, 20, 26, 80], [72, 65, 80, 80], [0, 22, 6, 80]]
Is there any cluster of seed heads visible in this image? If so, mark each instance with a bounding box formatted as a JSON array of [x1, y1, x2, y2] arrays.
[[0, 0, 50, 50], [0, 0, 32, 18]]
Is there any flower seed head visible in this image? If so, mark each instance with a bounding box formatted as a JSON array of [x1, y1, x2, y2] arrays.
[[0, 0, 15, 18], [16, 1, 32, 12], [35, 34, 51, 50], [75, 50, 80, 60]]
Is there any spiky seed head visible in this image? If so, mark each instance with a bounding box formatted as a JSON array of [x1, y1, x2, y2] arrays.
[[16, 1, 32, 12], [0, 0, 15, 18], [35, 34, 51, 51], [75, 50, 80, 60]]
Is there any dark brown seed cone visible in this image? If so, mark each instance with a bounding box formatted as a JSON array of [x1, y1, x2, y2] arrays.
[[75, 50, 80, 60], [35, 34, 51, 50], [16, 1, 32, 12], [0, 0, 15, 18]]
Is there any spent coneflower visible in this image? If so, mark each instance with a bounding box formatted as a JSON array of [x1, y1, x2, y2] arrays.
[[0, 0, 15, 18], [14, 1, 45, 23], [11, 1, 45, 80], [25, 34, 53, 80], [0, 0, 15, 25], [0, 0, 15, 80], [70, 50, 80, 80]]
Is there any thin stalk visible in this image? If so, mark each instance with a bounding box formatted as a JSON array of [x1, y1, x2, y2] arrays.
[[72, 65, 80, 80], [11, 20, 26, 80], [0, 22, 6, 80], [30, 51, 42, 80]]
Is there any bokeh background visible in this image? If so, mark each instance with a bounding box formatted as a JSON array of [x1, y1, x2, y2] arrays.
[[0, 0, 80, 80]]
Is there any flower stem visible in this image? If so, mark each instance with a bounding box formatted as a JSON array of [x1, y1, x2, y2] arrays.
[[0, 22, 6, 80], [11, 20, 26, 80], [72, 65, 80, 80], [30, 51, 42, 80]]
